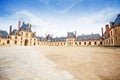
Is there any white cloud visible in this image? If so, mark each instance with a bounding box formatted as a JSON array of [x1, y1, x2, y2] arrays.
[[0, 8, 119, 37], [76, 8, 119, 35], [0, 10, 60, 37]]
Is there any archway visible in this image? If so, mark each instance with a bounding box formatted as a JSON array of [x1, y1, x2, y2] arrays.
[[24, 39, 28, 46]]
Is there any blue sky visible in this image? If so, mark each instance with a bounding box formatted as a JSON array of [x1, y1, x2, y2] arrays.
[[0, 0, 120, 37]]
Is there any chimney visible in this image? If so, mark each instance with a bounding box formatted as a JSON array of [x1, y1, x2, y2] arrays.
[[9, 25, 12, 35], [74, 31, 76, 38], [110, 22, 114, 29], [18, 21, 20, 31], [34, 32, 36, 38], [105, 24, 109, 34], [67, 32, 69, 37], [30, 24, 32, 30], [101, 27, 103, 36], [22, 22, 25, 25]]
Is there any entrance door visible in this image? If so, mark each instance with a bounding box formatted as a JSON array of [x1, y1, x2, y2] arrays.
[[24, 39, 28, 46]]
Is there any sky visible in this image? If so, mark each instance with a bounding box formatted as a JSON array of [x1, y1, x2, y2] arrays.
[[0, 0, 120, 37]]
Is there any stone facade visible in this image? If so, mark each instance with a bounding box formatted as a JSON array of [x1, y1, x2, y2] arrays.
[[0, 21, 39, 46], [102, 14, 120, 47], [0, 14, 120, 47]]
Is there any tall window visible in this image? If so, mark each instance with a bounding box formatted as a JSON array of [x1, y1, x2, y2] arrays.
[[111, 38, 113, 44], [116, 36, 117, 41], [111, 31, 112, 36], [21, 32, 23, 36], [84, 42, 86, 45], [115, 29, 117, 33], [94, 42, 97, 45], [26, 33, 28, 37], [0, 34, 2, 38], [79, 42, 81, 45], [15, 41, 17, 44], [15, 36, 17, 39], [7, 40, 10, 44], [89, 42, 91, 45]]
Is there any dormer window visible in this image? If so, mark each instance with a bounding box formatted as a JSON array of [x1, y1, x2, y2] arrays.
[[15, 32, 18, 35], [26, 27, 29, 31], [7, 35, 10, 38]]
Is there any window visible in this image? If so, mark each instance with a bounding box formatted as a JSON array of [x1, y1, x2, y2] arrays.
[[21, 41, 22, 45], [8, 36, 10, 38], [115, 29, 117, 33], [15, 41, 17, 44], [15, 36, 17, 39], [21, 32, 23, 36], [89, 42, 91, 45], [0, 34, 2, 38], [26, 33, 28, 37], [26, 28, 29, 31], [111, 31, 112, 36], [100, 41, 102, 45], [79, 42, 81, 45], [21, 37, 23, 40], [75, 42, 77, 45], [116, 36, 117, 41], [84, 42, 86, 45], [94, 42, 97, 45], [111, 38, 113, 44], [7, 40, 10, 44]]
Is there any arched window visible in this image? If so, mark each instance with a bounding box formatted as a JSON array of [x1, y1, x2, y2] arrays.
[[84, 42, 86, 45], [89, 42, 91, 45], [79, 42, 81, 45], [94, 42, 97, 45], [7, 40, 10, 44], [15, 41, 17, 44]]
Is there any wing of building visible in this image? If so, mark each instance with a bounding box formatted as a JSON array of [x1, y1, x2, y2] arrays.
[[0, 14, 120, 46], [101, 14, 120, 47]]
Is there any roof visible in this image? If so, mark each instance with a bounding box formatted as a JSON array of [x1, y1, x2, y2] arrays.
[[0, 30, 8, 38], [114, 14, 120, 26], [20, 23, 32, 32], [68, 32, 75, 38], [11, 29, 17, 35], [77, 34, 101, 40], [46, 34, 52, 40], [52, 37, 66, 42]]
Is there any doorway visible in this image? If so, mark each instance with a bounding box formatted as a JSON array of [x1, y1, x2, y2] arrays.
[[24, 39, 28, 46]]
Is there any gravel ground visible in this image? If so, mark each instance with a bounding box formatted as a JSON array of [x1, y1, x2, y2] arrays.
[[0, 46, 77, 80], [35, 46, 120, 80]]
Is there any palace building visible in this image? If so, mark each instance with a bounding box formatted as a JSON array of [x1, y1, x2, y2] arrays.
[[0, 14, 120, 47], [101, 14, 120, 47]]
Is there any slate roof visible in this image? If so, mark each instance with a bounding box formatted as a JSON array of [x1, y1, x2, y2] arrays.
[[20, 23, 32, 32], [0, 30, 8, 38], [11, 29, 17, 35], [46, 34, 52, 40], [52, 37, 66, 42], [114, 14, 120, 26], [77, 34, 101, 40], [68, 32, 75, 38]]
